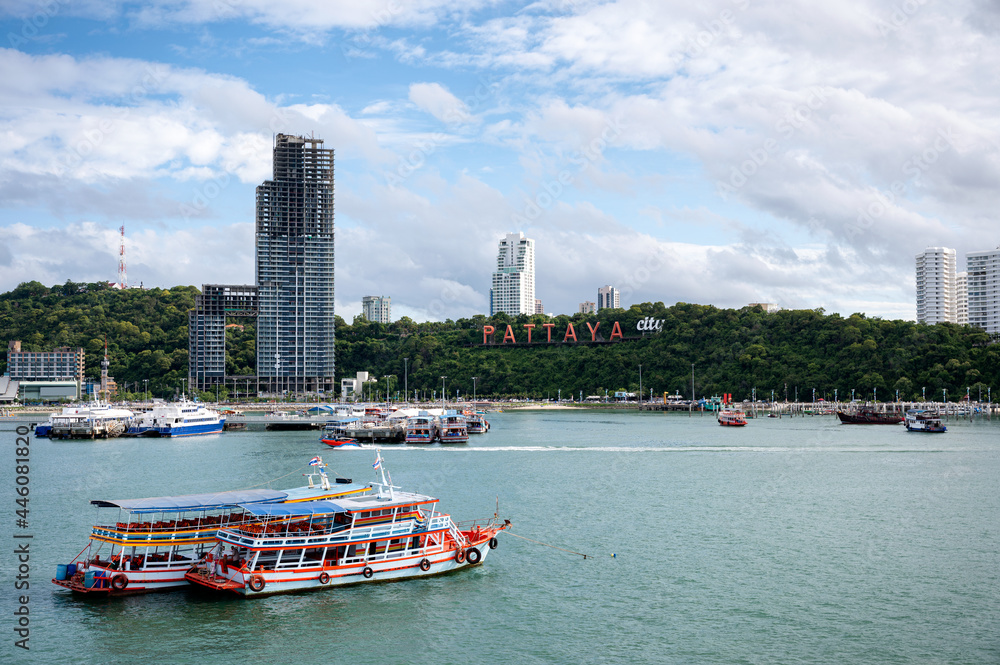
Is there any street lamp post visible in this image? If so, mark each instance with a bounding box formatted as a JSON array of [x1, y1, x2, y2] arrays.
[[471, 377, 478, 406], [441, 376, 447, 409], [403, 358, 409, 403], [144, 379, 148, 403], [639, 364, 642, 408]]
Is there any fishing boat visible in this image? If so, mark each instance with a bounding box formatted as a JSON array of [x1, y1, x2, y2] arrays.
[[128, 398, 225, 437], [436, 411, 469, 443], [321, 437, 362, 449], [904, 410, 947, 433], [404, 414, 435, 444], [185, 451, 508, 597], [836, 407, 903, 425], [718, 409, 747, 426], [51, 458, 370, 596]]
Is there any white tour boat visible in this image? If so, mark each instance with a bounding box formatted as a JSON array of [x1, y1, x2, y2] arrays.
[[129, 398, 226, 437], [51, 459, 370, 596], [185, 451, 508, 597], [904, 409, 947, 433], [48, 401, 136, 439]]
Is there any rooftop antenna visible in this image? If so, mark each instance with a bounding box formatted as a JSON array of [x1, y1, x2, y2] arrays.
[[117, 223, 127, 289]]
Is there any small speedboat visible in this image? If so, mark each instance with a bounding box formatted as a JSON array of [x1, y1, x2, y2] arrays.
[[321, 437, 362, 448]]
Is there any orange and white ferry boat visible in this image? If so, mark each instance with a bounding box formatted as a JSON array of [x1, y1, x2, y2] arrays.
[[718, 409, 748, 426], [51, 459, 370, 596], [185, 451, 508, 597]]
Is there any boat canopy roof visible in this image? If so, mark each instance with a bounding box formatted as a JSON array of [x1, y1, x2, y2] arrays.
[[91, 488, 288, 513], [239, 500, 351, 517]]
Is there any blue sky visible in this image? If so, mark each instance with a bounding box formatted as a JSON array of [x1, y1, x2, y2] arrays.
[[1, 0, 997, 321]]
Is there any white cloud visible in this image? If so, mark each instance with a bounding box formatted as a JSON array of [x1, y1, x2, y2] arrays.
[[408, 82, 470, 124]]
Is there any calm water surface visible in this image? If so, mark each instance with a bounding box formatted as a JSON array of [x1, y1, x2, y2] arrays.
[[3, 409, 999, 664]]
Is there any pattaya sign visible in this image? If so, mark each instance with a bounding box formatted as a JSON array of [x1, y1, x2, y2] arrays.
[[482, 318, 664, 344]]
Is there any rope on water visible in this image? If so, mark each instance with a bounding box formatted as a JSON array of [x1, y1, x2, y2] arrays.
[[504, 531, 592, 559]]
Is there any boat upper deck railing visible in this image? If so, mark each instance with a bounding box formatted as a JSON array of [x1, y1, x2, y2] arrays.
[[219, 514, 454, 549]]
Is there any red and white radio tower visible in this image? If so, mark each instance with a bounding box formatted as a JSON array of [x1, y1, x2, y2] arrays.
[[118, 223, 128, 289]]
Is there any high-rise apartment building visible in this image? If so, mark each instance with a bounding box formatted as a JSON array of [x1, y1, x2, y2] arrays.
[[915, 247, 958, 324], [534, 299, 544, 315], [579, 301, 596, 314], [256, 134, 336, 394], [597, 285, 620, 311], [956, 271, 968, 326], [490, 232, 535, 316], [966, 247, 1000, 335], [362, 295, 391, 324]]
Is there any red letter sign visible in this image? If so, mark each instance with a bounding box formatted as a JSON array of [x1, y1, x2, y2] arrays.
[[503, 325, 517, 344], [610, 321, 623, 341], [563, 323, 577, 342], [586, 321, 600, 341], [523, 323, 535, 343], [483, 325, 494, 344]]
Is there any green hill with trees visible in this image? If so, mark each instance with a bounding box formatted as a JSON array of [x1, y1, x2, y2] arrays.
[[1, 281, 997, 402]]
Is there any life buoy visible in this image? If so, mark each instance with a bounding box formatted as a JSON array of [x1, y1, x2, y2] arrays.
[[466, 547, 482, 565], [419, 558, 431, 572], [248, 575, 266, 592], [489, 537, 499, 550], [362, 566, 374, 579], [318, 572, 330, 584], [110, 574, 129, 591], [455, 549, 466, 564]]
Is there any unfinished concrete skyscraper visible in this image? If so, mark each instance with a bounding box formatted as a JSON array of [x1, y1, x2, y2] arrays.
[[255, 134, 336, 394]]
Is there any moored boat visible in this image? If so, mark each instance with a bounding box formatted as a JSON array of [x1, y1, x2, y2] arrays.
[[51, 459, 370, 596], [466, 411, 490, 434], [718, 409, 747, 426], [404, 414, 435, 444], [49, 401, 136, 439], [836, 407, 903, 425], [436, 411, 469, 443], [128, 398, 225, 437], [904, 409, 947, 433], [184, 451, 508, 597]]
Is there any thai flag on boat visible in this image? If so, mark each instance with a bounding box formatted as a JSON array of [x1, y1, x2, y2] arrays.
[[308, 456, 322, 466], [373, 453, 382, 470]]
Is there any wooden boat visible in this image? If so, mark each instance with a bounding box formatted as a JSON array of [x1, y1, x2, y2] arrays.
[[185, 451, 508, 596], [51, 459, 368, 596], [836, 408, 903, 425]]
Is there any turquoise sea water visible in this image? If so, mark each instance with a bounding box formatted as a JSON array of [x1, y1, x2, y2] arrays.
[[3, 409, 999, 664]]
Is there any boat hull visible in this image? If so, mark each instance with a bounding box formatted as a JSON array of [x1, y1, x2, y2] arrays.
[[836, 411, 903, 425], [186, 536, 499, 597]]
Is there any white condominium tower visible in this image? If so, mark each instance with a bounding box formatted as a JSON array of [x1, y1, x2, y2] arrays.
[[915, 247, 958, 324], [491, 232, 535, 316], [362, 295, 391, 324], [597, 285, 620, 311], [966, 247, 1000, 334]]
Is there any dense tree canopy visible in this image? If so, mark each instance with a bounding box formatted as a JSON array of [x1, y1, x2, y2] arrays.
[[1, 282, 997, 402]]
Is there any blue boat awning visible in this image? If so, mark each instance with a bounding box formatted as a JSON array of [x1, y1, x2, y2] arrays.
[[239, 500, 351, 517], [92, 489, 289, 513]]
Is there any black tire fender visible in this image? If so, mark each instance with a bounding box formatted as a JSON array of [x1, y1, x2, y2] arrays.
[[248, 575, 265, 592]]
